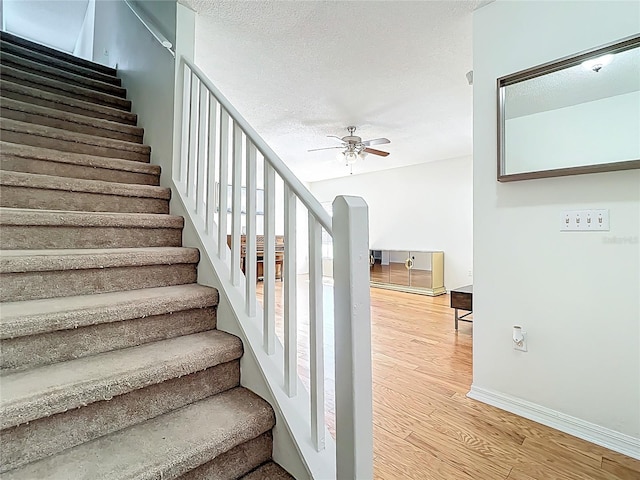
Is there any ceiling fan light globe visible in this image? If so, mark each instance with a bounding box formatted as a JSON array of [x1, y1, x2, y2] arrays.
[[358, 151, 368, 161], [345, 151, 358, 165]]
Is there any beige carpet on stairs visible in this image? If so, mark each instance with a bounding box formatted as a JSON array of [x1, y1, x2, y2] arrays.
[[0, 30, 294, 479]]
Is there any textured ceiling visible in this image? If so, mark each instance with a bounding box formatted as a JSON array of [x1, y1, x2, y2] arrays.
[[3, 0, 89, 53], [183, 0, 488, 182]]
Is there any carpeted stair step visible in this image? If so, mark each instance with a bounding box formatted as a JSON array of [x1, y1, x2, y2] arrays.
[[0, 40, 121, 86], [0, 171, 169, 213], [0, 142, 160, 185], [0, 330, 242, 430], [1, 362, 240, 472], [241, 462, 295, 480], [1, 119, 150, 162], [0, 50, 127, 98], [1, 284, 218, 341], [0, 31, 117, 77], [1, 387, 274, 480], [0, 246, 198, 302], [1, 285, 218, 371], [0, 97, 144, 143], [0, 285, 219, 371], [0, 79, 137, 125], [0, 208, 183, 249], [0, 64, 131, 111], [177, 433, 273, 480]]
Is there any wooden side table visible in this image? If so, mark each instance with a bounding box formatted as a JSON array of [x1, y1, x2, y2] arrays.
[[450, 284, 473, 330]]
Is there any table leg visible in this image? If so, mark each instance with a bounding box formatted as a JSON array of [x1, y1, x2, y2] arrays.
[[455, 308, 459, 330]]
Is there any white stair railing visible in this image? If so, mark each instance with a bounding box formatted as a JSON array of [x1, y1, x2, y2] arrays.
[[174, 56, 373, 479]]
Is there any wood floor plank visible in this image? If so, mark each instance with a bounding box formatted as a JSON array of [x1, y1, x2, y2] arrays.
[[375, 428, 477, 480], [603, 451, 640, 473], [602, 456, 640, 480], [506, 468, 539, 480], [521, 436, 603, 470], [406, 430, 512, 479]]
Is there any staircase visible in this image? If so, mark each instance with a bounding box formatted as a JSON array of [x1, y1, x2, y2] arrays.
[[0, 31, 293, 479]]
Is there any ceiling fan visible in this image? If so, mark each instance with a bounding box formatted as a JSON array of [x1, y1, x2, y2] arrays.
[[308, 126, 391, 171]]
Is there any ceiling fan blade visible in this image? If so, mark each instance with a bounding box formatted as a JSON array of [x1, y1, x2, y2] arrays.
[[363, 147, 390, 157], [308, 146, 344, 152], [362, 138, 390, 147], [327, 135, 345, 141]]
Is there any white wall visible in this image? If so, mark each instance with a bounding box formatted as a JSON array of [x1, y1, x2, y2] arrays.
[[506, 91, 640, 174], [472, 0, 640, 455], [72, 0, 95, 60], [93, 0, 176, 191], [310, 156, 473, 290]]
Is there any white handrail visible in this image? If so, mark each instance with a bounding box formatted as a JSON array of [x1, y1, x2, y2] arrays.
[[184, 60, 332, 234], [174, 55, 372, 478], [124, 0, 175, 57]]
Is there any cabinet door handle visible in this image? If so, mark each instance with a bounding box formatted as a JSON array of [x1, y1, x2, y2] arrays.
[[370, 254, 375, 267], [405, 258, 413, 269]]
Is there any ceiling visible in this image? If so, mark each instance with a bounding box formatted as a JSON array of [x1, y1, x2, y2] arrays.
[[183, 0, 490, 183], [2, 0, 89, 53]]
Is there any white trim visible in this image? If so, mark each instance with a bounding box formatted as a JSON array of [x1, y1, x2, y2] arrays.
[[467, 385, 640, 460]]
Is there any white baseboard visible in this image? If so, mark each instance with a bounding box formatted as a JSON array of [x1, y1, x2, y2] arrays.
[[467, 384, 640, 460]]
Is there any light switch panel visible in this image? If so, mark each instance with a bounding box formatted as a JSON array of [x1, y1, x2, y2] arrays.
[[561, 209, 609, 231]]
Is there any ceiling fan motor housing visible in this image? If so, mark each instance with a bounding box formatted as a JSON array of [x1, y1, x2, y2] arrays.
[[342, 135, 362, 144]]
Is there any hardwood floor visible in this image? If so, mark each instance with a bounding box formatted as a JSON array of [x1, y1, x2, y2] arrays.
[[257, 277, 640, 479]]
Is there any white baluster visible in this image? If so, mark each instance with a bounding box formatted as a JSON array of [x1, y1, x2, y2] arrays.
[[263, 163, 276, 354], [206, 97, 218, 235], [196, 85, 208, 216], [332, 196, 373, 480], [187, 76, 200, 204], [178, 67, 191, 190], [284, 183, 297, 395], [245, 140, 257, 317], [308, 215, 325, 452], [218, 110, 230, 260], [230, 123, 243, 286]]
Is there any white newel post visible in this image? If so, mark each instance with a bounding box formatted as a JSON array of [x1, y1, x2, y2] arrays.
[[332, 195, 373, 480]]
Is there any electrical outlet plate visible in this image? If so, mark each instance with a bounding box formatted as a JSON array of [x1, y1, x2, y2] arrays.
[[561, 209, 609, 231], [513, 330, 527, 352]]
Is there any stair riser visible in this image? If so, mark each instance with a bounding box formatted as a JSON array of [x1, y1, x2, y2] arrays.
[[0, 362, 240, 473], [0, 67, 131, 111], [1, 307, 217, 371], [0, 53, 126, 98], [0, 41, 121, 86], [0, 186, 169, 214], [178, 433, 273, 480], [1, 107, 143, 143], [0, 264, 197, 302], [1, 88, 137, 125], [0, 156, 160, 185], [1, 31, 117, 76], [0, 225, 182, 249], [1, 130, 149, 162]]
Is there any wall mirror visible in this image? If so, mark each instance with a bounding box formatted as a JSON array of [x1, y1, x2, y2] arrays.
[[498, 35, 640, 181]]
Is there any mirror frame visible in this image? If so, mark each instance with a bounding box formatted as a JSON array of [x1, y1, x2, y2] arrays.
[[497, 35, 640, 182]]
